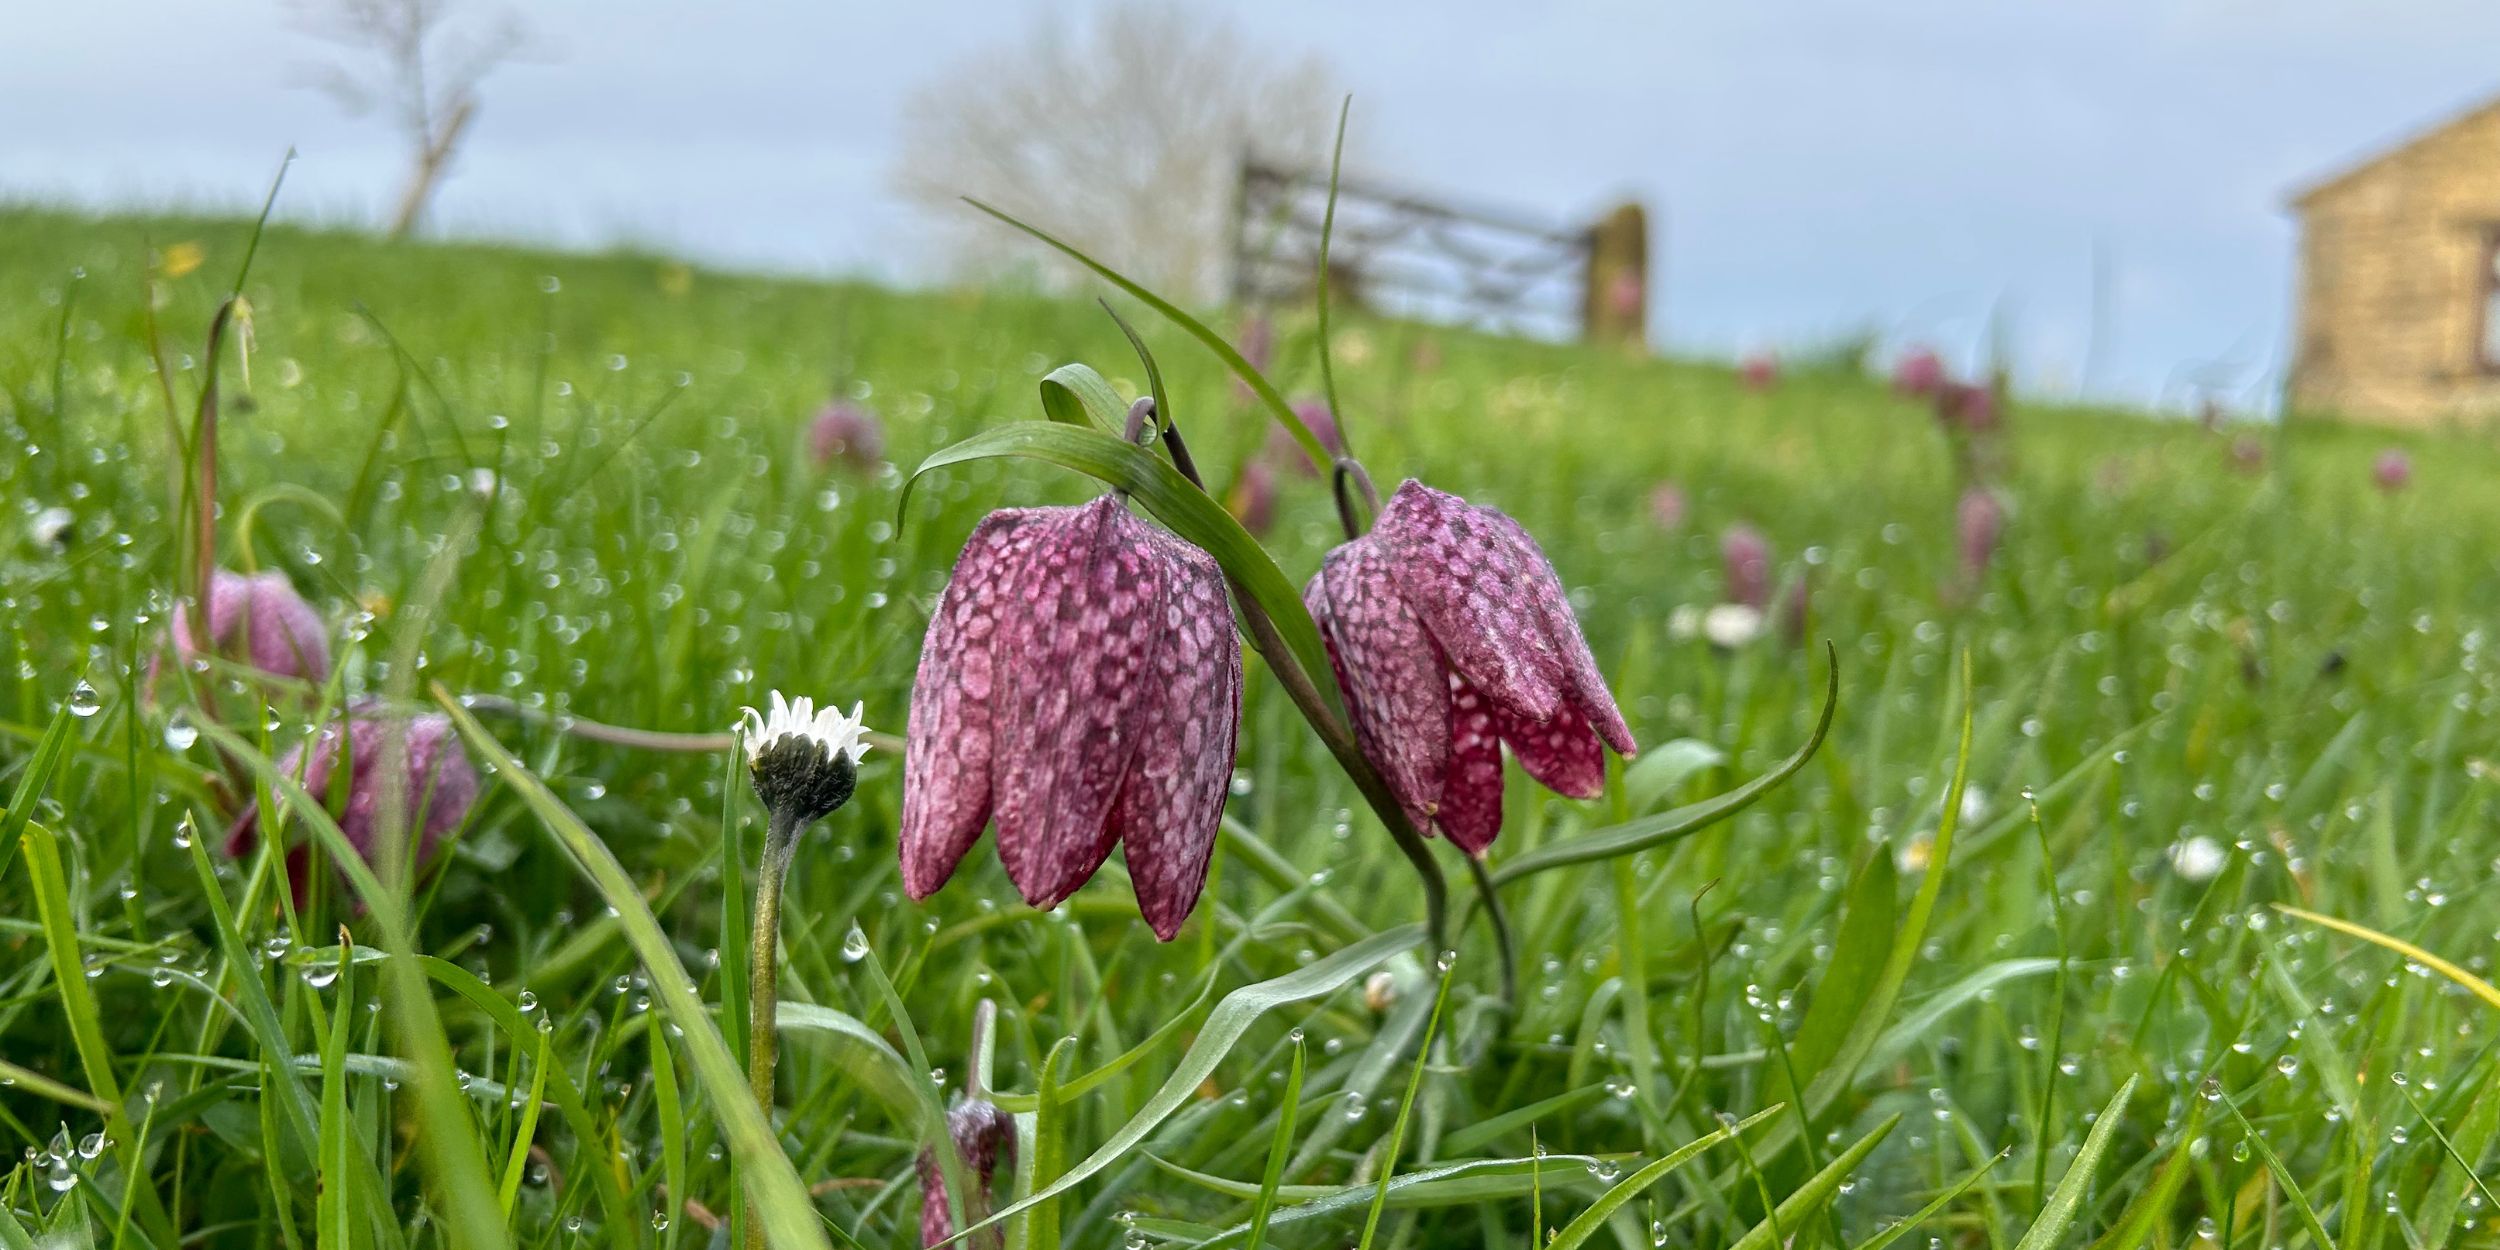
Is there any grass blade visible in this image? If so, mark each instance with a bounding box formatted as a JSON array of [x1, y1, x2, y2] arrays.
[[1355, 959, 1456, 1249], [2273, 903, 2500, 1011], [1545, 1106, 1783, 1250], [2012, 1075, 2138, 1250], [1727, 1114, 1902, 1250], [1242, 1032, 1307, 1250]]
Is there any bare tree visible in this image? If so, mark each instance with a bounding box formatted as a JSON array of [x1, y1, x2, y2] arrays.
[[290, 0, 531, 237], [894, 2, 1344, 302]]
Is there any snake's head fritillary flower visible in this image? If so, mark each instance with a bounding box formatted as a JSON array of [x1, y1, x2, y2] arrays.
[[917, 1099, 1015, 1248], [1721, 524, 1772, 611], [224, 707, 480, 885], [1740, 354, 1778, 391], [1956, 487, 2005, 583], [1303, 480, 1636, 854], [170, 568, 332, 683], [808, 401, 886, 472], [1892, 348, 1945, 398], [899, 496, 1242, 940], [738, 691, 868, 831], [2373, 448, 2412, 493]]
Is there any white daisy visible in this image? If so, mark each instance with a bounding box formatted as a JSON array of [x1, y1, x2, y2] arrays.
[[2167, 835, 2226, 882], [738, 690, 871, 767], [1701, 603, 1766, 649]]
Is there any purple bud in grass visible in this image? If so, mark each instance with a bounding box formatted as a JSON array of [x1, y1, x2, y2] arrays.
[[1935, 382, 1998, 434], [1892, 348, 1945, 398], [169, 568, 332, 683], [1227, 460, 1278, 537], [918, 1100, 1014, 1248], [1303, 481, 1637, 855], [1268, 398, 1343, 476], [1647, 482, 1687, 532], [1740, 354, 1778, 391], [1956, 487, 2005, 583], [899, 496, 1242, 940], [808, 401, 885, 472], [2373, 448, 2412, 493], [1721, 524, 1772, 611], [224, 707, 480, 881]]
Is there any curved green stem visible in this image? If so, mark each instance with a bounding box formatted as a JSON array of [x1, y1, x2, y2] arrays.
[[743, 809, 800, 1250]]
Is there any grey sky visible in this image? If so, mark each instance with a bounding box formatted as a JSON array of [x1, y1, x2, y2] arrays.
[[10, 1, 2500, 409]]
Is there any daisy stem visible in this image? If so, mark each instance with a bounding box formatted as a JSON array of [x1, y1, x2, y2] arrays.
[[743, 807, 801, 1250]]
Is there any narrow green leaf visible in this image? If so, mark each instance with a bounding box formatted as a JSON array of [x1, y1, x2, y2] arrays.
[[953, 924, 1424, 1243], [2013, 1075, 2138, 1250], [2082, 1100, 2203, 1250], [1037, 363, 1128, 434], [1243, 1033, 1307, 1250], [650, 1021, 688, 1250], [1726, 1114, 1902, 1250], [773, 1002, 934, 1136], [1544, 1106, 1783, 1250], [1852, 1148, 2007, 1250], [318, 942, 354, 1250], [1439, 1084, 1611, 1159], [2221, 1097, 2337, 1250], [1620, 738, 1727, 813], [1491, 644, 1836, 889], [435, 696, 833, 1250], [1356, 960, 1457, 1249]]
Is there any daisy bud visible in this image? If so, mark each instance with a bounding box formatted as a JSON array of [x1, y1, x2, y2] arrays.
[[224, 706, 479, 877], [917, 1100, 1014, 1248], [899, 496, 1242, 940], [28, 505, 73, 553], [737, 692, 869, 831], [808, 401, 886, 472], [1303, 481, 1637, 854], [2373, 448, 2412, 493], [169, 568, 332, 683], [1720, 524, 1772, 611], [1956, 487, 2005, 584], [1892, 348, 1944, 398]]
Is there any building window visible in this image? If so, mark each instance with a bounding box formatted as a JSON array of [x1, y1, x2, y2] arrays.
[[2483, 233, 2500, 373]]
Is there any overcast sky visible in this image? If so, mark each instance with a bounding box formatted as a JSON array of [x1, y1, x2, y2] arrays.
[[11, 1, 2500, 409]]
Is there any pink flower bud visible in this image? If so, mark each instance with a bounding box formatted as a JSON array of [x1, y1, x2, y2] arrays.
[[224, 707, 480, 888], [1892, 348, 1945, 398], [1720, 524, 1772, 611], [918, 1100, 1014, 1248], [1956, 488, 2005, 583], [899, 497, 1242, 939], [1935, 382, 1998, 434], [1647, 482, 1688, 532], [168, 568, 331, 683], [808, 401, 885, 472], [1303, 481, 1637, 854], [2373, 448, 2412, 493], [1740, 354, 1778, 391]]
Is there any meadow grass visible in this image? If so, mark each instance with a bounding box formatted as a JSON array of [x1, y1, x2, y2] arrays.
[[2, 203, 2498, 1248]]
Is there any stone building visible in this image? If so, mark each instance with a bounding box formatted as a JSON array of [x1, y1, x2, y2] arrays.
[[2288, 94, 2500, 426]]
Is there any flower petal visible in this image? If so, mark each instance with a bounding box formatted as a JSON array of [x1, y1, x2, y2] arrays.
[[990, 500, 1165, 909], [1310, 536, 1448, 836], [1489, 700, 1607, 801], [241, 571, 331, 680], [1113, 534, 1241, 940], [1474, 509, 1638, 756], [899, 509, 1048, 899], [1372, 480, 1566, 724], [1435, 675, 1506, 854]]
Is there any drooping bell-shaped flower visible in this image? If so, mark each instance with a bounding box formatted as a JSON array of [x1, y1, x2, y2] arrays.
[[170, 568, 332, 683], [1740, 353, 1778, 391], [1892, 347, 1945, 398], [1935, 382, 1998, 434], [1303, 481, 1637, 854], [225, 706, 480, 879], [1956, 487, 2005, 583], [2373, 448, 2412, 493], [1721, 523, 1772, 610], [808, 401, 886, 472], [899, 496, 1242, 939], [918, 1099, 1014, 1249]]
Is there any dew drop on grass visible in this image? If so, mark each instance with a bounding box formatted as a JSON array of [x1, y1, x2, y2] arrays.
[[841, 927, 869, 962], [171, 819, 195, 851], [162, 713, 197, 751], [301, 964, 339, 990], [67, 680, 101, 717]]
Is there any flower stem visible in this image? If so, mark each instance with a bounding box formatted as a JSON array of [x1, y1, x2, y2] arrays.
[[743, 809, 800, 1250], [1459, 852, 1518, 1008]]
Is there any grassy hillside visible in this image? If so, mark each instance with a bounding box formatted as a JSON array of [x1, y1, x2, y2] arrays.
[[2, 205, 2497, 1248]]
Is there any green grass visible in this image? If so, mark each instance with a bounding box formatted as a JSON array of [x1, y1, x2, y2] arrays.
[[4, 202, 2499, 1248]]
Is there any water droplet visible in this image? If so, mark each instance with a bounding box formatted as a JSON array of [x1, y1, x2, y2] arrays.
[[66, 681, 101, 717], [841, 927, 869, 963]]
